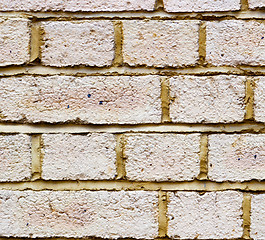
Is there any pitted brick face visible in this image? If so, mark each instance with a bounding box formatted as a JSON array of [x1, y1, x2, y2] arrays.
[[41, 21, 115, 67], [0, 190, 158, 238], [0, 75, 161, 124], [123, 20, 200, 67], [0, 0, 156, 11], [0, 18, 30, 66], [163, 0, 241, 12]]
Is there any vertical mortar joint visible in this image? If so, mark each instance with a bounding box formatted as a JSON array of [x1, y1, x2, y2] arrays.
[[161, 77, 171, 123], [155, 0, 164, 10], [158, 191, 168, 238], [197, 134, 209, 180], [241, 0, 249, 11], [245, 77, 255, 121], [113, 21, 124, 67], [199, 22, 206, 66], [30, 22, 41, 63], [115, 134, 127, 180], [242, 192, 251, 239], [31, 134, 43, 181]]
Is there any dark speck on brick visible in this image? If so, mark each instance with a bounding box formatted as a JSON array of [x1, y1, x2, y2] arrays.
[[99, 101, 103, 105], [262, 37, 264, 39], [238, 158, 240, 160], [67, 105, 70, 108], [26, 223, 29, 226], [87, 94, 91, 98], [254, 155, 257, 159]]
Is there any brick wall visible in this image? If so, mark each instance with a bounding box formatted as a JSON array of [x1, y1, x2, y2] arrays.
[[0, 0, 265, 239]]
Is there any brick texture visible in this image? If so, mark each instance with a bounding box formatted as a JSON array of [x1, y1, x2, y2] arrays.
[[208, 134, 265, 182], [0, 75, 161, 124], [169, 75, 245, 123], [0, 190, 158, 238], [0, 18, 30, 66], [41, 21, 115, 67], [206, 20, 265, 66], [248, 0, 265, 9], [168, 191, 243, 239], [163, 0, 241, 12], [0, 134, 31, 182], [251, 194, 265, 239], [42, 133, 117, 180], [124, 134, 201, 181], [254, 76, 265, 122], [123, 20, 200, 67], [0, 0, 156, 11]]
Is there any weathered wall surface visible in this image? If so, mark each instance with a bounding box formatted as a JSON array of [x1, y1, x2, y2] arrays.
[[0, 0, 265, 239]]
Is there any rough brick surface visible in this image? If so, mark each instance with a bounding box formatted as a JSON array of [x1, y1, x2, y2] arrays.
[[163, 0, 240, 12], [254, 77, 265, 122], [168, 191, 243, 239], [208, 134, 265, 182], [0, 190, 158, 238], [42, 133, 117, 180], [124, 134, 200, 181], [0, 18, 30, 66], [251, 194, 265, 239], [206, 20, 265, 66], [248, 0, 265, 9], [0, 134, 31, 182], [169, 75, 245, 123], [0, 75, 161, 124], [123, 20, 200, 67], [0, 0, 156, 11], [41, 21, 114, 67]]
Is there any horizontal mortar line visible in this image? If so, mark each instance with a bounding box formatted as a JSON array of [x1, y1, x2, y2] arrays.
[[0, 180, 265, 191], [0, 122, 265, 134], [0, 10, 265, 19], [1, 65, 265, 77]]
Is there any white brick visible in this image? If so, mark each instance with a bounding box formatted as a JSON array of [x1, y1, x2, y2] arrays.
[[249, 0, 265, 9], [206, 20, 265, 66], [0, 134, 31, 182], [0, 190, 158, 238], [0, 18, 30, 66], [168, 191, 243, 239], [253, 77, 265, 122], [163, 0, 240, 12], [41, 21, 114, 67], [209, 134, 265, 182], [0, 75, 161, 124], [170, 75, 245, 123], [123, 20, 200, 67], [42, 133, 116, 180], [124, 134, 200, 181], [251, 194, 265, 239], [0, 0, 156, 11]]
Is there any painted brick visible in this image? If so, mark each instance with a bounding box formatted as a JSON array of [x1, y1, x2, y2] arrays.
[[248, 0, 265, 9], [208, 134, 265, 182], [169, 75, 245, 123], [0, 18, 30, 66], [124, 134, 200, 181], [0, 134, 31, 182], [206, 20, 265, 66], [168, 191, 243, 239], [0, 190, 158, 238], [0, 75, 161, 124], [41, 21, 114, 67], [251, 194, 265, 239], [123, 20, 200, 67], [163, 0, 240, 12], [253, 77, 265, 122], [0, 0, 156, 12], [42, 133, 117, 180]]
